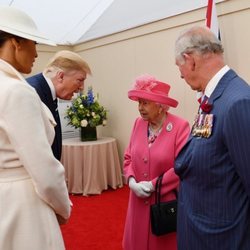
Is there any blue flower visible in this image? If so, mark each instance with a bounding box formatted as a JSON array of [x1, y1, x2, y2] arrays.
[[65, 86, 108, 129], [87, 87, 94, 105]]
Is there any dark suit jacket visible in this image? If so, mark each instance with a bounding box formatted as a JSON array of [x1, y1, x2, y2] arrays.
[[26, 73, 62, 160], [175, 69, 250, 250]]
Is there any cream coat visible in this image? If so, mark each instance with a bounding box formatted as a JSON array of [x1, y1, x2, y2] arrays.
[[123, 114, 190, 250], [0, 59, 71, 250]]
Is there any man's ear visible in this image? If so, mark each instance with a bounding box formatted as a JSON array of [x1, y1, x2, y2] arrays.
[[183, 53, 196, 71], [56, 71, 64, 83]]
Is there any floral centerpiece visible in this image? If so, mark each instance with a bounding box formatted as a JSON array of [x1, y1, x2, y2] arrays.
[[65, 87, 107, 141]]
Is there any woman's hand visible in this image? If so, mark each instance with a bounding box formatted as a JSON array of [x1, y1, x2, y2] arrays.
[[129, 178, 153, 198], [140, 181, 154, 192]]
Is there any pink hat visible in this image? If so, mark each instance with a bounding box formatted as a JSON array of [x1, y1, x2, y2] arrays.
[[128, 74, 178, 108]]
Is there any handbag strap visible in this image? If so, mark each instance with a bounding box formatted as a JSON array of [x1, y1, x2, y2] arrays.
[[155, 174, 164, 204], [155, 173, 178, 205]]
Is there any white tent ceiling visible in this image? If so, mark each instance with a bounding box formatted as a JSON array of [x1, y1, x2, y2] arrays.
[[0, 0, 223, 45]]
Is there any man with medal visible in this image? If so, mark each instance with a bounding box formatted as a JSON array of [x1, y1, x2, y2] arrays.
[[174, 26, 250, 250]]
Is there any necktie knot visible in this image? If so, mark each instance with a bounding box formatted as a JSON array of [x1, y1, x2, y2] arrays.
[[198, 94, 208, 104], [199, 95, 213, 113], [202, 95, 208, 103]]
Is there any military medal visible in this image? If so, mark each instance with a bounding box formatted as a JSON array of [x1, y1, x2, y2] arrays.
[[191, 114, 214, 138]]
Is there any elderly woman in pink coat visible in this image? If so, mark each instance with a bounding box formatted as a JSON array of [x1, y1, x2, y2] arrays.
[[122, 75, 190, 250]]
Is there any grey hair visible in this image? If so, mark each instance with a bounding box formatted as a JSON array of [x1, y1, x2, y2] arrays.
[[156, 103, 170, 112], [175, 26, 223, 64]]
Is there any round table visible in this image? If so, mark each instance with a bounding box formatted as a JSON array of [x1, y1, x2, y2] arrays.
[[61, 137, 123, 196]]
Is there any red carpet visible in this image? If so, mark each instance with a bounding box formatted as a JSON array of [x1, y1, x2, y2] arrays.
[[61, 185, 129, 250]]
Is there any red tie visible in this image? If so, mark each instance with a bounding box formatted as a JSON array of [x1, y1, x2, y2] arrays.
[[198, 95, 208, 104]]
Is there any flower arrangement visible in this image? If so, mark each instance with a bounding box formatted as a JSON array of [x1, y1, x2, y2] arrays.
[[65, 87, 107, 129]]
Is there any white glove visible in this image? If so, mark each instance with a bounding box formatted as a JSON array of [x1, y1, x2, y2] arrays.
[[129, 177, 151, 198], [140, 181, 154, 192]]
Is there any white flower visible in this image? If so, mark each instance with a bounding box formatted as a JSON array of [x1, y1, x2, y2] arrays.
[[81, 119, 88, 127], [65, 88, 107, 129]]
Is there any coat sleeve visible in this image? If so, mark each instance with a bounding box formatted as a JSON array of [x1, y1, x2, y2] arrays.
[[123, 118, 139, 182], [224, 97, 250, 197], [3, 84, 71, 219]]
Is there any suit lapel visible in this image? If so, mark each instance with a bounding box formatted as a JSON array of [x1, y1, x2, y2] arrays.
[[39, 74, 55, 111], [39, 75, 62, 160]]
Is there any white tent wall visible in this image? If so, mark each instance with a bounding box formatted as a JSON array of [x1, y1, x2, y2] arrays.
[[29, 0, 250, 165]]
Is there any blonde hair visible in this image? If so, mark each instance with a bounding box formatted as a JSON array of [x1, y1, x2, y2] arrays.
[[43, 50, 91, 77]]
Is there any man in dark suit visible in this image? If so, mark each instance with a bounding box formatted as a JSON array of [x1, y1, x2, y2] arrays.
[[174, 26, 250, 249], [27, 50, 91, 160]]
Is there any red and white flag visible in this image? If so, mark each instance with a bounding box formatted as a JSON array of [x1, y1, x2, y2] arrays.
[[206, 0, 220, 39], [197, 0, 220, 102]]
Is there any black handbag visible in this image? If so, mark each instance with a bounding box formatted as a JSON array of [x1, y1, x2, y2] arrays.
[[150, 174, 178, 236]]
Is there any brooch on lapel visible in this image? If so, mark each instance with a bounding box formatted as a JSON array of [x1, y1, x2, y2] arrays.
[[166, 122, 173, 132]]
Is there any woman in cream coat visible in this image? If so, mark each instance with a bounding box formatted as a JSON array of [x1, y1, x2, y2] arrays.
[[0, 6, 71, 250]]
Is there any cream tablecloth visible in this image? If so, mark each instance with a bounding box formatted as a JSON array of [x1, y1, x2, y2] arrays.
[[61, 137, 123, 196]]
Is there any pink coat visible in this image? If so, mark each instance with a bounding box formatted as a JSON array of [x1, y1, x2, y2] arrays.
[[123, 113, 190, 250]]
